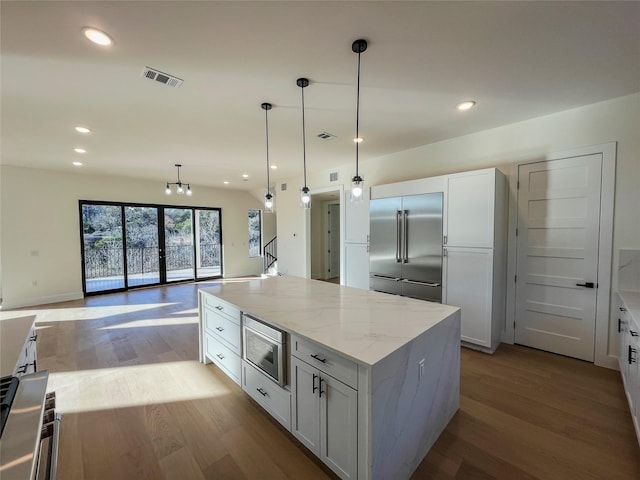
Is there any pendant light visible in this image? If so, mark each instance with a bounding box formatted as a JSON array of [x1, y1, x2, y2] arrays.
[[297, 77, 311, 209], [350, 39, 368, 203], [165, 163, 192, 196], [261, 102, 275, 213]]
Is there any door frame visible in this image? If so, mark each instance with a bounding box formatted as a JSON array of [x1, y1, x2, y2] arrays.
[[305, 185, 345, 282], [504, 142, 617, 368], [325, 201, 340, 279]]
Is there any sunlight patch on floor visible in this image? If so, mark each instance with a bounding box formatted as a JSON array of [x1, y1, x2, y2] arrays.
[[99, 316, 198, 330], [48, 361, 231, 414]]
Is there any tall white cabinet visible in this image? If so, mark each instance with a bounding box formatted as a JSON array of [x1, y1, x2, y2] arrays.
[[443, 169, 507, 352], [343, 187, 370, 289]]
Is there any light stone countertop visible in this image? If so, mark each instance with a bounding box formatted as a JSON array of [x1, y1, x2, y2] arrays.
[[200, 275, 460, 367], [620, 290, 640, 328], [0, 315, 35, 377]]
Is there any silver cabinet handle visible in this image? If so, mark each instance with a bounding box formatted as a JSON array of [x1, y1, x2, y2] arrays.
[[443, 235, 447, 245], [216, 353, 225, 360], [256, 388, 268, 397], [216, 326, 224, 332], [319, 377, 326, 397], [403, 210, 409, 263], [215, 305, 224, 311], [401, 279, 441, 287], [312, 373, 318, 394]]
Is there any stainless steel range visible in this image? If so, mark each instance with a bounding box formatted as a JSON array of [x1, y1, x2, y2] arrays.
[[0, 371, 60, 480]]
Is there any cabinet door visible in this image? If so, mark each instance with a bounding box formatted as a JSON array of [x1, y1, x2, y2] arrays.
[[320, 374, 358, 480], [345, 187, 370, 244], [344, 243, 370, 290], [444, 247, 493, 348], [291, 356, 321, 454], [446, 170, 495, 248]]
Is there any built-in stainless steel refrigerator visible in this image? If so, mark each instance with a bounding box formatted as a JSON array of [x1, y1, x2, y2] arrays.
[[369, 193, 443, 302]]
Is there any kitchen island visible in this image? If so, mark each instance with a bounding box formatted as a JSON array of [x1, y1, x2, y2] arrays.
[[198, 275, 460, 480]]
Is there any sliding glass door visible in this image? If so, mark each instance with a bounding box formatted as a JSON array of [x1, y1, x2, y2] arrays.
[[125, 206, 160, 287], [164, 208, 194, 283], [81, 204, 125, 293], [80, 201, 222, 295]]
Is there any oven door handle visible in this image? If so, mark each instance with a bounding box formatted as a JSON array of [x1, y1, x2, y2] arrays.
[[50, 413, 61, 480]]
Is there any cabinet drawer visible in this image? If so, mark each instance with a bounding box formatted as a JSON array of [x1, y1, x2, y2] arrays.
[[205, 334, 241, 385], [291, 335, 358, 390], [242, 360, 291, 431], [204, 307, 241, 354], [202, 294, 241, 325]]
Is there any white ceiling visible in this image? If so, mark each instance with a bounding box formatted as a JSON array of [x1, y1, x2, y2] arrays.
[[1, 1, 639, 192]]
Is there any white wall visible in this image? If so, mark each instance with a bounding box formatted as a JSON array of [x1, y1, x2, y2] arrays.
[[0, 166, 268, 308], [277, 93, 640, 360]]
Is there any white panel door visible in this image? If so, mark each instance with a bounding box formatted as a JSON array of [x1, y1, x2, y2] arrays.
[[344, 243, 369, 290], [291, 356, 320, 454], [447, 170, 495, 248], [515, 154, 602, 361], [320, 374, 358, 480], [444, 247, 493, 348]]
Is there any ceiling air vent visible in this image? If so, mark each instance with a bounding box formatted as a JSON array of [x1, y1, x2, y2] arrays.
[[330, 172, 338, 182], [317, 132, 336, 140], [142, 67, 184, 88]]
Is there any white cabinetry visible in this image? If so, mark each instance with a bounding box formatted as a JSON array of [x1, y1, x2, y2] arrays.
[[618, 293, 640, 445], [444, 248, 494, 347], [344, 243, 370, 290], [291, 337, 358, 480], [443, 168, 506, 353], [242, 360, 291, 430], [344, 188, 370, 290], [200, 292, 242, 385], [446, 171, 496, 247], [344, 187, 370, 244]]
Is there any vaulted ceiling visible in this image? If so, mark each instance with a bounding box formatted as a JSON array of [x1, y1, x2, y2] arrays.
[[2, 1, 638, 191]]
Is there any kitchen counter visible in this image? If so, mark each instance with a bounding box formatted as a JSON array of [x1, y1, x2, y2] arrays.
[[198, 275, 460, 366], [619, 290, 640, 324], [199, 275, 460, 480], [0, 315, 36, 377]]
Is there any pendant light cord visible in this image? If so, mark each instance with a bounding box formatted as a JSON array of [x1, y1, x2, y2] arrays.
[[355, 49, 361, 178], [301, 84, 307, 188], [265, 107, 270, 192]]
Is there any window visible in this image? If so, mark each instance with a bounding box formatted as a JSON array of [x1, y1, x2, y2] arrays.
[[248, 209, 262, 258]]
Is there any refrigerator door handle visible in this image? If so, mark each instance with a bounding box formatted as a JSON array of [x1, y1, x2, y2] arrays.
[[402, 210, 409, 263], [372, 274, 401, 281], [396, 210, 402, 263], [401, 279, 441, 288]]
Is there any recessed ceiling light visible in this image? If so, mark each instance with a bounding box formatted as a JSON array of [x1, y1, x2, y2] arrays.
[[73, 161, 83, 166], [75, 126, 91, 134], [353, 137, 363, 143], [242, 174, 249, 178], [74, 148, 87, 154], [457, 101, 476, 111], [223, 181, 229, 185], [82, 27, 113, 46], [270, 165, 278, 170]]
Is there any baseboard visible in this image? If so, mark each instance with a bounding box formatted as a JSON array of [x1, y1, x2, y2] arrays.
[[461, 340, 500, 355], [1, 292, 84, 310]]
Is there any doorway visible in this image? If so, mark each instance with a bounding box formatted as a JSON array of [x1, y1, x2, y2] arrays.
[[508, 143, 616, 365], [80, 201, 222, 294], [308, 188, 342, 283]]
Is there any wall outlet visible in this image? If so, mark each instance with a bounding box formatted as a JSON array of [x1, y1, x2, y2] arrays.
[[418, 358, 425, 381], [32, 280, 38, 287]]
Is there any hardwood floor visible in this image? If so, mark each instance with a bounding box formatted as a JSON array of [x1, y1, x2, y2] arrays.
[[5, 281, 639, 479]]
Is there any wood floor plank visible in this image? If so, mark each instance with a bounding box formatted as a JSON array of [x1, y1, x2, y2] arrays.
[[8, 281, 635, 480]]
